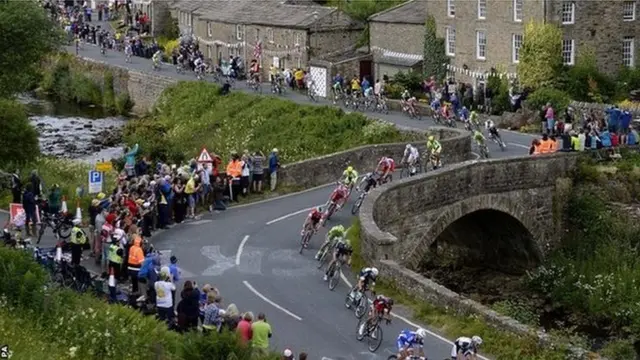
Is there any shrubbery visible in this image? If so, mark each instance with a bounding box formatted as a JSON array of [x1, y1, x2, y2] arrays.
[[0, 247, 279, 360], [124, 81, 418, 164], [526, 87, 571, 113], [0, 100, 40, 168]]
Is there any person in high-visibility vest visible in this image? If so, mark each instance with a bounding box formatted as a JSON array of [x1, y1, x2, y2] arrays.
[[108, 238, 123, 280], [70, 218, 87, 266]]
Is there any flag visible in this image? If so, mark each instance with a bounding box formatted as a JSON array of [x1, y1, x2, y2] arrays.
[[253, 41, 262, 59]]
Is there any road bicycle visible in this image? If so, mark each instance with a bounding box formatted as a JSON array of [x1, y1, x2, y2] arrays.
[[37, 212, 73, 244], [345, 285, 369, 319], [478, 142, 490, 159], [386, 355, 427, 360], [299, 225, 315, 254], [489, 132, 506, 151], [325, 256, 346, 290], [400, 158, 423, 179], [316, 239, 337, 269], [356, 311, 385, 352]]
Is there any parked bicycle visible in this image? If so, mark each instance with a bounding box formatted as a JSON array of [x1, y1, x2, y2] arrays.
[[37, 212, 73, 244]]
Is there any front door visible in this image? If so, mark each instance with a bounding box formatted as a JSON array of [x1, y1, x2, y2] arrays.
[[360, 60, 372, 82]]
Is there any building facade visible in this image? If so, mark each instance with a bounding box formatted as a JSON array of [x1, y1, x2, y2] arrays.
[[171, 1, 362, 79], [369, 0, 427, 79], [424, 0, 639, 85]]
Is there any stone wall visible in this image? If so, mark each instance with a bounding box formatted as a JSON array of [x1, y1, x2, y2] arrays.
[[277, 127, 472, 189]]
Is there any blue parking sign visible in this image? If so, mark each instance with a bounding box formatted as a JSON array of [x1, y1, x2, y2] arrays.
[[88, 170, 103, 194]]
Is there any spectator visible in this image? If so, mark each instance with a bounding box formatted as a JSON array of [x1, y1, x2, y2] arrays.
[[172, 177, 186, 223], [30, 170, 42, 200], [211, 176, 227, 211], [202, 293, 223, 333], [199, 284, 217, 323], [47, 184, 62, 214], [237, 311, 253, 345], [22, 184, 37, 237], [240, 150, 251, 196], [177, 281, 200, 332], [10, 169, 21, 204], [251, 312, 272, 354], [226, 152, 242, 202], [200, 166, 211, 206], [169, 255, 180, 306], [544, 103, 555, 135], [251, 151, 265, 193], [224, 303, 241, 331], [123, 143, 139, 178], [155, 266, 176, 324], [127, 233, 144, 293], [269, 148, 280, 192]]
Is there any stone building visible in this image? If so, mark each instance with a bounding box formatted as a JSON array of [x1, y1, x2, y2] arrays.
[[129, 0, 174, 36], [368, 0, 427, 78], [423, 0, 639, 86], [171, 1, 363, 80]]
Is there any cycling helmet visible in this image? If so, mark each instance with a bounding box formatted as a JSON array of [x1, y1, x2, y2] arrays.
[[335, 225, 345, 232], [380, 156, 388, 162], [371, 267, 379, 277], [406, 144, 412, 149], [388, 298, 394, 306], [170, 255, 178, 264], [347, 166, 353, 172], [472, 336, 483, 346], [416, 328, 428, 339], [428, 136, 435, 141]]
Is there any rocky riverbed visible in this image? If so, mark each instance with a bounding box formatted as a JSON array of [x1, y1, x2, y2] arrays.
[[20, 95, 126, 163]]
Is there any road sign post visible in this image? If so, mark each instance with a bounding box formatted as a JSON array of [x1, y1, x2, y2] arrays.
[[88, 170, 103, 194]]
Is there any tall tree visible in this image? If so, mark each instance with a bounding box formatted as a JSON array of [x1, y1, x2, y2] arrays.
[[422, 15, 449, 82], [517, 21, 563, 91], [0, 0, 63, 98]]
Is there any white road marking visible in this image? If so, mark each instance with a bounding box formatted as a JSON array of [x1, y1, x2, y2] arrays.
[[471, 152, 481, 159], [235, 235, 250, 265], [201, 246, 236, 276], [265, 205, 323, 225], [243, 280, 303, 321], [339, 272, 489, 360], [507, 142, 530, 149]]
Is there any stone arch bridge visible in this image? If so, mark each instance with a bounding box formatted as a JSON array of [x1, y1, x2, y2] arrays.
[[358, 153, 579, 275]]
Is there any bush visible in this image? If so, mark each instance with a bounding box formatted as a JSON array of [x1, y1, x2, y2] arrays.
[[390, 71, 422, 96], [124, 81, 418, 164], [0, 99, 40, 168], [526, 87, 571, 113], [486, 74, 511, 115], [0, 157, 117, 214]]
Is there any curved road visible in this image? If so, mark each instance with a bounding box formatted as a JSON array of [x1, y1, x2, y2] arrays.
[[68, 44, 535, 359]]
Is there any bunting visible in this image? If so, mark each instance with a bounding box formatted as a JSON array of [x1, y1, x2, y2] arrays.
[[444, 63, 517, 80]]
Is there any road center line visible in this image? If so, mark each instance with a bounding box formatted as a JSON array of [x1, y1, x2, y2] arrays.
[[265, 205, 323, 225], [243, 280, 303, 321], [339, 273, 489, 360], [235, 235, 250, 265]]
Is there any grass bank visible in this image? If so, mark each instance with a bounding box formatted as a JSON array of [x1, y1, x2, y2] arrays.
[[346, 220, 574, 360], [0, 157, 117, 214], [124, 81, 420, 164], [0, 246, 280, 360], [38, 53, 133, 116]]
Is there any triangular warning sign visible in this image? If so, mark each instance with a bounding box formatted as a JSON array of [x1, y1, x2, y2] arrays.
[[197, 148, 213, 163]]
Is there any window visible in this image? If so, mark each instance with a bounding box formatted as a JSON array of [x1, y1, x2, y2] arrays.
[[561, 1, 575, 24], [512, 34, 523, 63], [623, 37, 635, 67], [623, 1, 636, 21], [513, 0, 523, 22], [478, 0, 486, 19], [267, 28, 274, 42], [187, 13, 192, 26], [562, 39, 575, 65], [445, 27, 456, 56], [476, 31, 487, 60], [236, 24, 244, 41], [447, 0, 455, 17], [294, 32, 301, 46], [207, 22, 212, 37]]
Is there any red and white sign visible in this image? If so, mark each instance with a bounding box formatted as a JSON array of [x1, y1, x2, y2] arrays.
[[9, 203, 40, 227], [197, 148, 214, 163]]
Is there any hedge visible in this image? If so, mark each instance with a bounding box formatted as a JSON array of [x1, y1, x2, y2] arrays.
[[123, 81, 419, 164], [0, 247, 279, 360]]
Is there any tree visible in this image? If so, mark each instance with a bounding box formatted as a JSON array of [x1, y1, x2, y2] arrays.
[[422, 15, 449, 82], [157, 8, 180, 39], [517, 21, 563, 91], [0, 1, 63, 98], [0, 99, 40, 167], [327, 0, 404, 45]]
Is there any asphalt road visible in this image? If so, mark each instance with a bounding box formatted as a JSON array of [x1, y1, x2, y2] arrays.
[[27, 44, 539, 359]]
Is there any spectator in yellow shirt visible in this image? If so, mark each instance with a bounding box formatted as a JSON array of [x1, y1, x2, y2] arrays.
[[294, 69, 305, 90], [350, 76, 361, 96]]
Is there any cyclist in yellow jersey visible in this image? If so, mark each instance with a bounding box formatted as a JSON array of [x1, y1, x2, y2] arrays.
[[341, 166, 359, 192], [350, 77, 361, 93], [426, 136, 442, 170]]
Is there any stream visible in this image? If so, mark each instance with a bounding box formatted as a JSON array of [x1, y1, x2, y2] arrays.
[[18, 94, 126, 163]]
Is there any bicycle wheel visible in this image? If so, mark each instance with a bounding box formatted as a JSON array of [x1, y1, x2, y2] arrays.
[[400, 167, 408, 179], [316, 247, 328, 269], [351, 196, 364, 215], [386, 356, 398, 360], [57, 223, 72, 239], [299, 232, 309, 254], [326, 203, 336, 221], [329, 263, 341, 290], [354, 292, 368, 319], [356, 317, 368, 341], [37, 223, 47, 244], [367, 324, 383, 352]]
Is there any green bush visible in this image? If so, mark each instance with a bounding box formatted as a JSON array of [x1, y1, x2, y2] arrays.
[[486, 74, 511, 115], [525, 87, 571, 113], [0, 99, 40, 168], [124, 81, 418, 164], [391, 71, 422, 95]]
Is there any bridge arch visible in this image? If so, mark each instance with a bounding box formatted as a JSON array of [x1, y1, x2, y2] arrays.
[[405, 194, 545, 274]]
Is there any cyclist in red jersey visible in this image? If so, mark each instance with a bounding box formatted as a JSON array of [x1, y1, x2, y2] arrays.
[[359, 294, 393, 335], [301, 206, 323, 235], [329, 183, 349, 209], [376, 157, 395, 183]]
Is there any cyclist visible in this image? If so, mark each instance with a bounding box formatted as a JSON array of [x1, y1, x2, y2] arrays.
[[332, 79, 343, 103], [403, 144, 420, 176], [359, 294, 393, 335], [469, 110, 480, 130], [356, 172, 378, 194], [376, 156, 395, 184], [124, 42, 133, 63], [194, 57, 205, 77], [459, 106, 470, 122], [300, 206, 323, 239], [485, 119, 503, 144], [400, 89, 417, 116], [451, 335, 483, 359], [328, 182, 349, 210], [323, 237, 352, 281], [341, 166, 359, 192], [356, 266, 378, 293], [473, 130, 486, 148], [152, 50, 162, 69], [396, 328, 428, 360], [430, 97, 441, 115], [426, 136, 442, 170], [315, 224, 346, 260]]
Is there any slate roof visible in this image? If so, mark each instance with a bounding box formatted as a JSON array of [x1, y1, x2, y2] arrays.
[[177, 0, 349, 29], [170, 0, 207, 12], [368, 0, 427, 25]]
